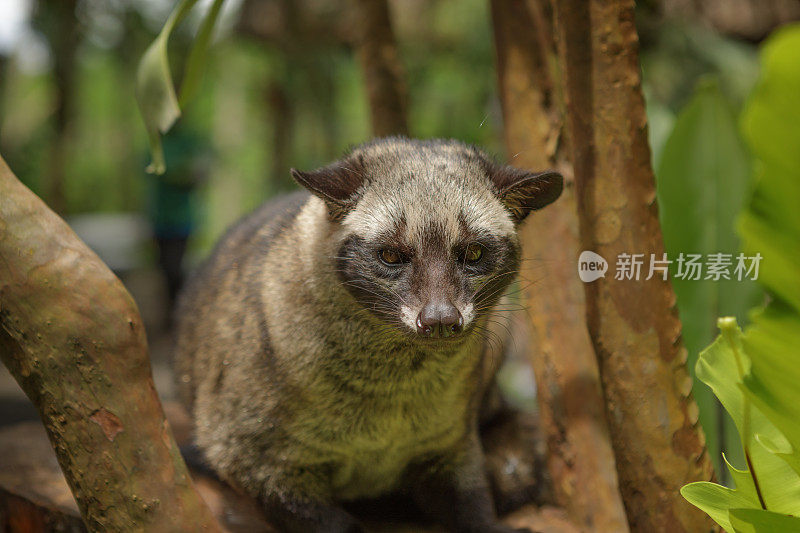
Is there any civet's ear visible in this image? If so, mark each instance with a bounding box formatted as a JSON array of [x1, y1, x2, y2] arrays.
[[489, 164, 563, 223], [291, 157, 366, 221]]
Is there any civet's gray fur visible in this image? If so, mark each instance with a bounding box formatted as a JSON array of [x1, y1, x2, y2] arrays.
[[174, 137, 563, 532]]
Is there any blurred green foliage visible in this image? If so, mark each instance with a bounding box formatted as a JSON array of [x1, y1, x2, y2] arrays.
[[681, 28, 800, 508], [681, 28, 800, 531], [0, 0, 501, 257], [737, 22, 800, 477]]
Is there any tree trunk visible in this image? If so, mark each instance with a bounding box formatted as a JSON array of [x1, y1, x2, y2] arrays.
[[351, 0, 410, 136], [0, 156, 221, 532], [266, 77, 296, 191], [551, 1, 717, 531], [491, 1, 629, 531], [36, 0, 79, 215]]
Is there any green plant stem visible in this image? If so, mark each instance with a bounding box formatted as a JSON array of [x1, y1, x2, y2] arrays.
[[719, 317, 767, 510]]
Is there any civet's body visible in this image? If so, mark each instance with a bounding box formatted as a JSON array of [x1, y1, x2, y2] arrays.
[[175, 137, 562, 532]]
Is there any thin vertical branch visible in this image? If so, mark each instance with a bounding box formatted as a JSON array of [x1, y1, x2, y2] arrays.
[[266, 77, 296, 191], [351, 0, 410, 137], [38, 0, 79, 215], [491, 1, 629, 530], [552, 0, 717, 530]]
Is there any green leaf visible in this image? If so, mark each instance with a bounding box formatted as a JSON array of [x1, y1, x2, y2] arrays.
[[682, 23, 800, 531], [656, 79, 762, 472], [681, 453, 797, 532], [681, 448, 761, 532], [682, 317, 800, 529], [739, 24, 800, 315], [135, 0, 224, 175], [695, 319, 800, 516], [681, 482, 758, 533], [178, 0, 225, 108], [729, 508, 800, 533], [741, 304, 800, 478], [724, 454, 759, 504], [737, 22, 800, 483]]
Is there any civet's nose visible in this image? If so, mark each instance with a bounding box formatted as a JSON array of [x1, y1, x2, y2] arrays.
[[416, 301, 463, 338]]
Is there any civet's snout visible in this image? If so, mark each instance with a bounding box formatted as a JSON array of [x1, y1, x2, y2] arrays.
[[415, 300, 463, 338]]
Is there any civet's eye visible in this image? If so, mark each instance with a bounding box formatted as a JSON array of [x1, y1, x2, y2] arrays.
[[379, 249, 403, 265], [464, 243, 483, 263]]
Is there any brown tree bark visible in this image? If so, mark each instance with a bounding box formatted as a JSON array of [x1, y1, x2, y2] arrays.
[[551, 1, 716, 531], [491, 1, 629, 531], [350, 0, 410, 136], [0, 156, 221, 532]]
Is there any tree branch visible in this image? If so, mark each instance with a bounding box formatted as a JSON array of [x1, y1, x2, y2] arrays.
[[0, 156, 221, 532], [491, 1, 629, 530], [552, 1, 717, 530]]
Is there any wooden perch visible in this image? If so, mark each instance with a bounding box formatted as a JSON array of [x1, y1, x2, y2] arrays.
[[0, 409, 582, 533], [351, 0, 410, 137], [552, 1, 716, 531], [0, 156, 221, 532], [490, 1, 629, 530], [0, 419, 274, 533]]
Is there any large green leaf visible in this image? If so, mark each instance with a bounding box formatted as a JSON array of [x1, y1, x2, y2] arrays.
[[729, 508, 800, 533], [736, 23, 800, 482], [739, 24, 800, 315], [681, 482, 756, 533], [656, 79, 761, 470], [695, 320, 800, 516], [741, 304, 800, 478], [682, 24, 800, 533], [681, 454, 761, 532], [683, 319, 800, 531], [135, 0, 224, 174]]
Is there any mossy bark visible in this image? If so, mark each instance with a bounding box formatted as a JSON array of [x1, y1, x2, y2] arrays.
[[491, 1, 629, 530], [552, 1, 717, 531], [0, 156, 221, 532]]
